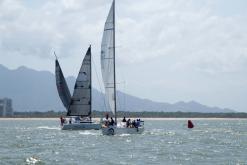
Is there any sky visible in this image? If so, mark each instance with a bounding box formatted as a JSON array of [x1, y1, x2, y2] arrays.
[[0, 0, 247, 112]]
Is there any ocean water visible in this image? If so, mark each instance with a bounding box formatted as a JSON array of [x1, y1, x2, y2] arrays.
[[0, 119, 246, 165]]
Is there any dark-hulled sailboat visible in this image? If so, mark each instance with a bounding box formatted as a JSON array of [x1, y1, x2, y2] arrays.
[[55, 46, 101, 130]]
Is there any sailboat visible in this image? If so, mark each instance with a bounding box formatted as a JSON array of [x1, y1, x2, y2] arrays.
[[101, 0, 144, 135], [55, 46, 101, 130]]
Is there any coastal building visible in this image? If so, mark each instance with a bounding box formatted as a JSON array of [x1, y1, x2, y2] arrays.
[[0, 98, 13, 117]]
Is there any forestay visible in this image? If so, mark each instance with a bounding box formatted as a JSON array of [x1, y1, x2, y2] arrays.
[[101, 1, 116, 115], [67, 46, 92, 116], [55, 59, 71, 110]]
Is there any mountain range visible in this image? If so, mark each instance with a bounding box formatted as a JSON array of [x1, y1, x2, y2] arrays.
[[0, 64, 235, 113]]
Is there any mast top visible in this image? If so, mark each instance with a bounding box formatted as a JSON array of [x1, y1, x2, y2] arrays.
[[54, 51, 58, 60]]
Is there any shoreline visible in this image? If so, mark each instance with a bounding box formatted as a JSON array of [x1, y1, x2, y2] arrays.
[[0, 118, 247, 121]]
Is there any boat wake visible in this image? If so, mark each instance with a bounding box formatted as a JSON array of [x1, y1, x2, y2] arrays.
[[37, 126, 60, 130], [78, 131, 99, 136]]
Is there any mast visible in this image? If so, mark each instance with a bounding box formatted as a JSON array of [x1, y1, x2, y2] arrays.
[[89, 45, 92, 121], [113, 0, 117, 124]]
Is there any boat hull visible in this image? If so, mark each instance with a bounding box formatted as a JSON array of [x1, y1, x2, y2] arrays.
[[102, 126, 144, 135], [61, 122, 101, 130]]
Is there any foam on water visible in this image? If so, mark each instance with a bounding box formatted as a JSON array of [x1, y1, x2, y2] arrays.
[[26, 156, 41, 164]]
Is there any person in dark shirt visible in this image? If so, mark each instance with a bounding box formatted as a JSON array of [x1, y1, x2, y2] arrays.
[[122, 117, 126, 122], [126, 119, 131, 128], [109, 117, 115, 126], [132, 120, 136, 128]]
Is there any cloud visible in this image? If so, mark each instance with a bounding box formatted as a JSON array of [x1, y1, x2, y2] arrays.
[[116, 0, 247, 75], [1, 0, 247, 111], [0, 0, 246, 74], [0, 0, 107, 60]]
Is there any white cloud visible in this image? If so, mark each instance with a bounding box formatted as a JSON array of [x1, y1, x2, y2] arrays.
[[116, 0, 247, 75], [1, 0, 246, 73], [1, 0, 247, 111]]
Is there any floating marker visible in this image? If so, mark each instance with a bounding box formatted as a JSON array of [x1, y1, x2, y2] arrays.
[[188, 120, 194, 128]]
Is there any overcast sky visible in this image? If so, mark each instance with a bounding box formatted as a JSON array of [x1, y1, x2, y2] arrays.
[[0, 0, 247, 112]]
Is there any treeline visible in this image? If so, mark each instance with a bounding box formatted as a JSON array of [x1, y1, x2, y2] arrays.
[[8, 111, 247, 118]]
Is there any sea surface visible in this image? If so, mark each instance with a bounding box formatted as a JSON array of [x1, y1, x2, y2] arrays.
[[0, 118, 246, 165]]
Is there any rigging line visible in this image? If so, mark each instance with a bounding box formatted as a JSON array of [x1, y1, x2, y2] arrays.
[[91, 53, 108, 112]]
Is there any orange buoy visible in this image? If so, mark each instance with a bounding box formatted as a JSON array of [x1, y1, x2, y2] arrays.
[[188, 120, 194, 128]]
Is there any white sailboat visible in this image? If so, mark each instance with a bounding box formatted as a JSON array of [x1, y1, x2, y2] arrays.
[[55, 46, 101, 130], [101, 0, 144, 135]]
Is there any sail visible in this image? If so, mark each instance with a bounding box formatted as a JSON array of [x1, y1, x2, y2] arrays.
[[55, 59, 71, 110], [101, 1, 116, 115], [67, 46, 92, 116]]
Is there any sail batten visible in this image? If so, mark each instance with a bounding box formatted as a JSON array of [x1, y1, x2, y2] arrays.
[[67, 46, 92, 116], [55, 59, 71, 110]]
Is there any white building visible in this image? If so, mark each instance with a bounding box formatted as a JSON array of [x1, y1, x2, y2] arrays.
[[0, 98, 13, 117]]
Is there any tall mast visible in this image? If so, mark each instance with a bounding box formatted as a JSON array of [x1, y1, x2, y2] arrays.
[[113, 0, 117, 124], [89, 45, 92, 121]]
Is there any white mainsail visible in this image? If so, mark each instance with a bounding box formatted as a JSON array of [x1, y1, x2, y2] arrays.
[[68, 46, 92, 116], [101, 1, 117, 117], [55, 59, 71, 110]]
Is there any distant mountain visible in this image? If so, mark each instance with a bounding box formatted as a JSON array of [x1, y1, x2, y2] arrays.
[[0, 64, 235, 113]]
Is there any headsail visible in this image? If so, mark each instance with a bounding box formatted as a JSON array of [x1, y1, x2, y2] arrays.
[[67, 46, 92, 116], [101, 0, 116, 116], [55, 58, 71, 110]]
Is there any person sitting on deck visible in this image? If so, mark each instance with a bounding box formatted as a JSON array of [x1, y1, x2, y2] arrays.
[[126, 119, 131, 128], [75, 116, 81, 123], [102, 113, 110, 127], [122, 117, 126, 122], [136, 119, 140, 127], [109, 117, 115, 126], [132, 120, 137, 128]]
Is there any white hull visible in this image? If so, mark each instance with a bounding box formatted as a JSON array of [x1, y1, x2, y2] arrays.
[[102, 126, 144, 135], [61, 122, 101, 130]]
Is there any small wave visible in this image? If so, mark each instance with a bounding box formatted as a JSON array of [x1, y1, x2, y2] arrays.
[[37, 126, 60, 130]]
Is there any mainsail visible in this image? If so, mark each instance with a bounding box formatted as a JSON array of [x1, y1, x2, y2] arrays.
[[67, 46, 92, 116], [55, 58, 71, 109], [101, 0, 117, 117]]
